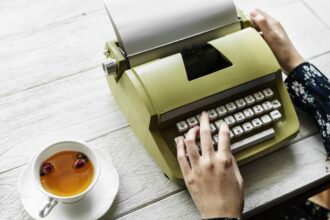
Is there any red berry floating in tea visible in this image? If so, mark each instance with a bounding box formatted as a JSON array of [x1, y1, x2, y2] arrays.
[[74, 159, 87, 169], [40, 162, 53, 176]]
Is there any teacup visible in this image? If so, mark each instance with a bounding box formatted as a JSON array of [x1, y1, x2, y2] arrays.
[[32, 140, 101, 218]]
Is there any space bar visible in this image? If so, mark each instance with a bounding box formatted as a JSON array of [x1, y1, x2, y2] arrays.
[[231, 128, 275, 154]]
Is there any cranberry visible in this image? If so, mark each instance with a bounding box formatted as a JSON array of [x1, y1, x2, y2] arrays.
[[40, 162, 53, 176], [74, 159, 86, 169], [76, 153, 88, 162]]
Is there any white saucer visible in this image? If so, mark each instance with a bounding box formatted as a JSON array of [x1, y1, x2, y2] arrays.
[[18, 149, 119, 220]]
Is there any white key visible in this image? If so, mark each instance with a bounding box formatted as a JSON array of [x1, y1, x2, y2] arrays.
[[225, 102, 237, 113], [216, 106, 227, 117], [262, 101, 273, 112], [253, 104, 264, 115], [262, 88, 274, 98], [232, 126, 244, 137], [243, 108, 254, 119], [261, 114, 272, 125], [186, 117, 199, 128], [196, 141, 201, 151], [251, 118, 263, 128], [213, 134, 219, 144], [196, 114, 201, 122], [254, 92, 265, 102], [176, 121, 189, 133], [271, 99, 282, 109], [230, 130, 234, 139], [242, 122, 254, 133], [215, 119, 225, 129], [210, 123, 217, 134], [270, 110, 282, 122], [231, 128, 275, 153], [207, 109, 218, 121], [244, 95, 256, 106], [234, 112, 245, 123], [224, 116, 236, 126], [235, 99, 246, 109]]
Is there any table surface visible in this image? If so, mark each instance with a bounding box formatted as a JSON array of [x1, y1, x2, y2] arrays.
[[1, 0, 330, 219]]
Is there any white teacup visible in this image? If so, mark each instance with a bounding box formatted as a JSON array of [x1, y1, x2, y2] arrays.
[[32, 140, 101, 218]]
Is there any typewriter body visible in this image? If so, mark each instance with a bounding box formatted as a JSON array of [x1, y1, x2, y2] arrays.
[[102, 0, 299, 183]]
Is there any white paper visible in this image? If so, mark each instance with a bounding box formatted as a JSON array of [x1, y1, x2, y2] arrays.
[[104, 0, 238, 56]]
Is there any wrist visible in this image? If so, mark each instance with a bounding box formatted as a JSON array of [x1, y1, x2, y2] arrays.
[[202, 218, 241, 220], [283, 50, 304, 74], [201, 211, 241, 220]]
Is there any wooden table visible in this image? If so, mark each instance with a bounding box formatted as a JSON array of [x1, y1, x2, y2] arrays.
[[1, 0, 330, 219]]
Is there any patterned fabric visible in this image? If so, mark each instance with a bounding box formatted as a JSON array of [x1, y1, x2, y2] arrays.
[[250, 200, 330, 220], [285, 62, 330, 156]]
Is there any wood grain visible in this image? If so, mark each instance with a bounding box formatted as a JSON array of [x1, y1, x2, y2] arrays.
[[0, 0, 103, 37], [0, 10, 115, 98], [1, 0, 330, 219], [0, 67, 127, 173], [118, 134, 330, 220], [0, 127, 180, 219], [303, 0, 330, 29], [1, 0, 330, 99], [235, 0, 330, 60]]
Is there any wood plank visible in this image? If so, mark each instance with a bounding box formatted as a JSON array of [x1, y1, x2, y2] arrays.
[[0, 0, 103, 37], [234, 0, 297, 12], [0, 127, 180, 219], [1, 0, 330, 100], [0, 10, 115, 98], [118, 134, 330, 220], [0, 67, 127, 173], [310, 51, 330, 75], [0, 168, 31, 220], [234, 0, 330, 60], [303, 0, 330, 29]]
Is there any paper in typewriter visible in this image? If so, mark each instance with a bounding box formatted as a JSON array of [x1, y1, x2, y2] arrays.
[[104, 0, 238, 57]]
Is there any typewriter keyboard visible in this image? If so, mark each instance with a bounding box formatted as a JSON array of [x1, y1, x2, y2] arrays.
[[175, 88, 282, 153]]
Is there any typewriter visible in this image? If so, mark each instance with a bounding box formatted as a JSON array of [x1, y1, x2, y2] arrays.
[[102, 0, 299, 183]]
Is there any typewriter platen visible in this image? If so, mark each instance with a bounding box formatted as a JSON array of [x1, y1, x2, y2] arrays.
[[102, 0, 299, 183]]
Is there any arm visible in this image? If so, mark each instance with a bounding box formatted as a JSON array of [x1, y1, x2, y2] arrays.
[[251, 10, 330, 156], [175, 112, 244, 219], [250, 9, 305, 74]]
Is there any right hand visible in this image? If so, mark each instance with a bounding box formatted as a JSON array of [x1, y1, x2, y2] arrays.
[[250, 9, 305, 73], [175, 112, 244, 219]]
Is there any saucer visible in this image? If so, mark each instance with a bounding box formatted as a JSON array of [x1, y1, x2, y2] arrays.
[[18, 149, 119, 220]]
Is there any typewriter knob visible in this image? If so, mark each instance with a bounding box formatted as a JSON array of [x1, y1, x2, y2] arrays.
[[102, 58, 118, 76]]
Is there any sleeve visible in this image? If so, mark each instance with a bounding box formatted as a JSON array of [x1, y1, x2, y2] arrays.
[[285, 62, 330, 156]]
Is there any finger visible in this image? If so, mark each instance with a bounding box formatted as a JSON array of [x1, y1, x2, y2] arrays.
[[231, 155, 244, 188], [255, 8, 271, 18], [199, 112, 214, 156], [249, 9, 271, 32], [175, 136, 191, 176], [217, 122, 231, 157], [185, 126, 201, 166]]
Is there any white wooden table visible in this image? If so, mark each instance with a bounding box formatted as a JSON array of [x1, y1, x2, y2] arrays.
[[1, 0, 330, 219]]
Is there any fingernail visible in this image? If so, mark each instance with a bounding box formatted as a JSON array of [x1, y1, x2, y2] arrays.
[[175, 137, 182, 145], [250, 10, 258, 17]]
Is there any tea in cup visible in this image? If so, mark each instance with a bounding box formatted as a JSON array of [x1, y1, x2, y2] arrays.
[[33, 141, 101, 218]]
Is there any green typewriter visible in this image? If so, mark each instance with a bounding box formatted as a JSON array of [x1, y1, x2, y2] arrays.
[[102, 0, 299, 183]]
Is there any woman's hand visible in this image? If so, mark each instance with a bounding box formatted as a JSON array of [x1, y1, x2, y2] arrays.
[[175, 112, 244, 219], [250, 9, 305, 73]]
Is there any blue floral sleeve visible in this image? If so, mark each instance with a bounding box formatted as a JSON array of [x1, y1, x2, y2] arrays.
[[285, 62, 330, 156]]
